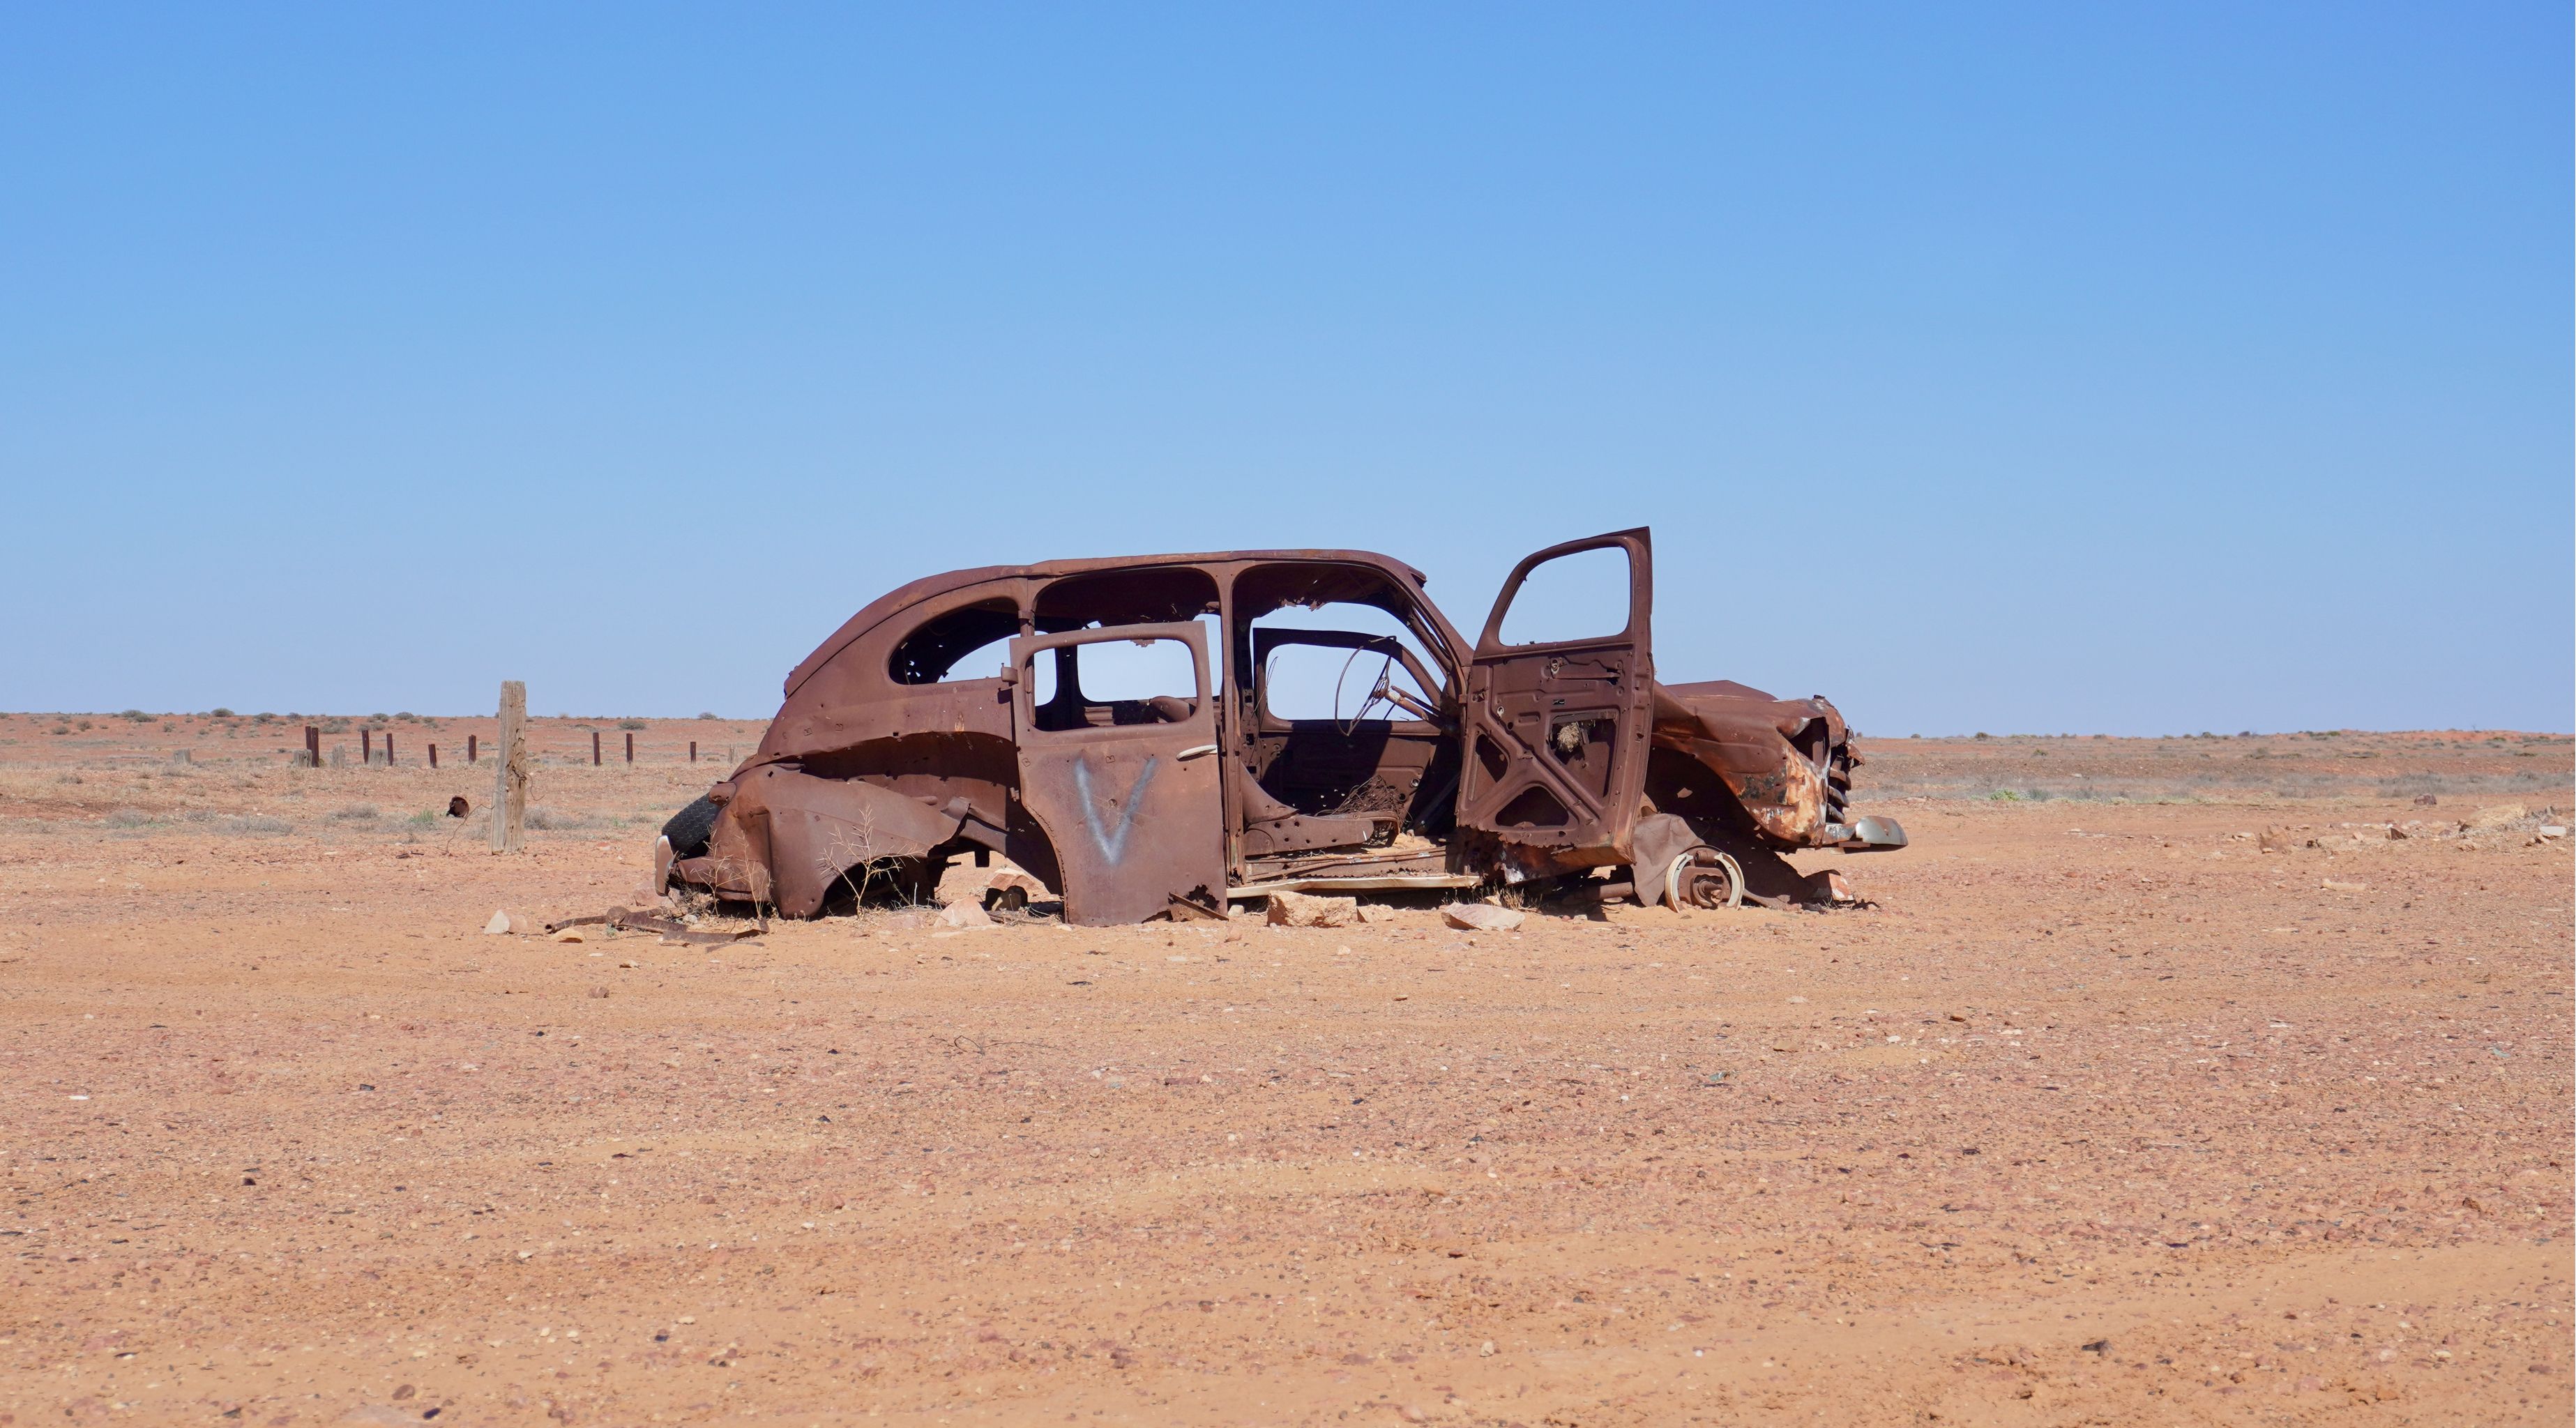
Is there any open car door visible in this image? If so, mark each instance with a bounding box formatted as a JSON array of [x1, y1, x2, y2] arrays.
[[1455, 529, 1654, 873], [1009, 621, 1227, 925]]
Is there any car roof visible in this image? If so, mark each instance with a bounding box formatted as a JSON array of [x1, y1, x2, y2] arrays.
[[783, 547, 1430, 697]]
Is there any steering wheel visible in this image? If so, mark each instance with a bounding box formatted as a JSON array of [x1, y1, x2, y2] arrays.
[[1334, 649, 1392, 734], [1335, 650, 1440, 734]]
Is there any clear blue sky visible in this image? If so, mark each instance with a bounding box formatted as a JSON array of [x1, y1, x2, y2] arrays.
[[6, 4, 2567, 734]]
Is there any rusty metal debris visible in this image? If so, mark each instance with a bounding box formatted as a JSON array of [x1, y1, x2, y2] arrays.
[[543, 906, 764, 945], [662, 528, 1907, 927]]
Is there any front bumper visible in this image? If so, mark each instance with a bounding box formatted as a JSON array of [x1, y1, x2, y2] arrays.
[[1824, 815, 1908, 851]]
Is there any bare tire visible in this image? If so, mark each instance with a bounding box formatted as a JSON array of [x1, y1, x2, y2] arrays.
[[661, 795, 720, 859]]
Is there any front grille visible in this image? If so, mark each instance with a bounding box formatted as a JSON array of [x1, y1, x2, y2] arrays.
[[1825, 745, 1853, 824]]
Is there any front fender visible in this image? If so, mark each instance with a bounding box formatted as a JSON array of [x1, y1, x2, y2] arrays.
[[676, 767, 960, 917], [1650, 681, 1846, 847]]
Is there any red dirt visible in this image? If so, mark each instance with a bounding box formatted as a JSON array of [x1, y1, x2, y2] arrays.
[[3, 713, 2568, 1425]]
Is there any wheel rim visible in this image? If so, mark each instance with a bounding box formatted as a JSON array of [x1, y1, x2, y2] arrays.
[[1664, 848, 1745, 910]]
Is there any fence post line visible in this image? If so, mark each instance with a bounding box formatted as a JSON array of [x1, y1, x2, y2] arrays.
[[491, 682, 528, 854], [384, 732, 393, 766], [362, 728, 372, 764]]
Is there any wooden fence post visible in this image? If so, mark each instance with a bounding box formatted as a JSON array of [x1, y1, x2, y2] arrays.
[[384, 732, 394, 766], [305, 726, 320, 768], [689, 740, 697, 764], [491, 681, 528, 853], [468, 734, 478, 764], [625, 731, 634, 764], [592, 730, 602, 766], [428, 743, 438, 769], [362, 729, 372, 764]]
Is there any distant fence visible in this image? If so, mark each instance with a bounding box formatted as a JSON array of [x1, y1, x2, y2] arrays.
[[296, 723, 732, 770]]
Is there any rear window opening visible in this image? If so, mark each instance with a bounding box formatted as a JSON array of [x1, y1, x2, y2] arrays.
[[888, 600, 1020, 685]]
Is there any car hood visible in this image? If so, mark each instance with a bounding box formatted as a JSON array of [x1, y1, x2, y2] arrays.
[[1651, 679, 1847, 761]]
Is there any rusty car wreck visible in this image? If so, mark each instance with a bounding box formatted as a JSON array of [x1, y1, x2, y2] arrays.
[[657, 529, 1905, 926]]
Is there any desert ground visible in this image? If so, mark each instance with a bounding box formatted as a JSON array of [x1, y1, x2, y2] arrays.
[[2, 711, 2569, 1427]]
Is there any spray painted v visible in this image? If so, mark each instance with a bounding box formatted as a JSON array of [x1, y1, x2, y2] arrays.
[[1070, 753, 1158, 865]]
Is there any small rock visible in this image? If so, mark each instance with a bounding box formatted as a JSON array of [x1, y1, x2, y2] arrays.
[[2536, 826, 2567, 842], [2414, 793, 2439, 805], [1267, 890, 1356, 927], [550, 927, 586, 943], [483, 909, 527, 936], [2257, 826, 2303, 853], [936, 899, 992, 929], [1441, 903, 1525, 932], [1354, 904, 1401, 925]]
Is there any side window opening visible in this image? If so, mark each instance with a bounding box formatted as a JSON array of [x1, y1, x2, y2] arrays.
[[1024, 569, 1223, 722], [1029, 631, 1206, 732], [1494, 545, 1633, 647], [1254, 618, 1439, 724], [1237, 578, 1449, 724], [888, 599, 1020, 685]]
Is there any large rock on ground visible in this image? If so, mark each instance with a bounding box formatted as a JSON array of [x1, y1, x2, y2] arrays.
[[1266, 890, 1356, 927], [936, 858, 1049, 909], [1441, 903, 1526, 932]]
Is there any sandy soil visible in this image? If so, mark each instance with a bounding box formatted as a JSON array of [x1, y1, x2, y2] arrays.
[[2, 713, 2569, 1426]]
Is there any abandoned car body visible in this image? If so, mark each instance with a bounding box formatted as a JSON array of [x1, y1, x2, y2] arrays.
[[658, 529, 1906, 926]]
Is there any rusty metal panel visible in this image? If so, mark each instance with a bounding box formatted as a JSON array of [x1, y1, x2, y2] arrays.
[[699, 766, 958, 917], [1009, 622, 1227, 926], [1455, 529, 1656, 871]]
